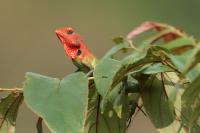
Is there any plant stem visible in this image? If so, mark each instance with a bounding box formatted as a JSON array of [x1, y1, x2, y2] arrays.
[[88, 77, 94, 80], [0, 88, 23, 92]]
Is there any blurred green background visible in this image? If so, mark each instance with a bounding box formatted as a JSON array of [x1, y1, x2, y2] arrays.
[[0, 0, 199, 132]]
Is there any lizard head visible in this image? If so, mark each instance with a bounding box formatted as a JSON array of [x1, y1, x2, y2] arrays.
[[56, 27, 85, 59], [56, 27, 82, 48], [55, 27, 97, 68]]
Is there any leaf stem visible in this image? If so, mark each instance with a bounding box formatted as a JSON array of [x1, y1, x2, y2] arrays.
[[127, 40, 142, 52]]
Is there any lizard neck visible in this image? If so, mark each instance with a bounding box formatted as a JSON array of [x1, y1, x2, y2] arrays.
[[76, 53, 98, 69]]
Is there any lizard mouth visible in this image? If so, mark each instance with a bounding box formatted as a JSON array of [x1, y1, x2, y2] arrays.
[[55, 30, 65, 45]]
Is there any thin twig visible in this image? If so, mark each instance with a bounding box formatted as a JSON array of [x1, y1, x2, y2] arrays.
[[88, 77, 94, 80], [127, 40, 142, 52], [0, 88, 23, 91]]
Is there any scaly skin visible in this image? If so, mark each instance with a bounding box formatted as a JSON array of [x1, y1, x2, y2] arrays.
[[55, 27, 98, 69]]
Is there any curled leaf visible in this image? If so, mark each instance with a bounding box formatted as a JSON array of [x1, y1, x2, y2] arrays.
[[126, 21, 185, 43]]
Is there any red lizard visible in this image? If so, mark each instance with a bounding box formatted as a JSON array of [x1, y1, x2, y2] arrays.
[[55, 27, 98, 69]]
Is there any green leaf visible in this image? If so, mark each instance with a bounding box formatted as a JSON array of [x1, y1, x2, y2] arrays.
[[168, 47, 199, 72], [113, 89, 127, 118], [94, 58, 122, 102], [182, 74, 200, 106], [183, 44, 200, 74], [161, 72, 181, 103], [142, 63, 172, 74], [94, 57, 132, 116], [24, 72, 88, 133], [169, 49, 200, 81], [140, 74, 175, 128], [156, 72, 189, 133], [0, 92, 23, 133], [113, 50, 157, 88], [127, 93, 140, 115], [157, 120, 187, 133], [121, 50, 147, 66], [94, 49, 156, 110], [103, 43, 129, 59], [181, 74, 200, 132], [166, 43, 200, 81], [161, 37, 194, 50]]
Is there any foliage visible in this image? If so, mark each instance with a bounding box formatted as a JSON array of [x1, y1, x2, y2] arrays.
[[0, 21, 200, 133], [0, 92, 23, 133]]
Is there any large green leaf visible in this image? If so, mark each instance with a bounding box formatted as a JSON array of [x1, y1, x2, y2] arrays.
[[24, 72, 89, 133], [0, 92, 23, 133], [140, 74, 175, 129]]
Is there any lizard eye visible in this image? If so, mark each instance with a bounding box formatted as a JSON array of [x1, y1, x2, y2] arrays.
[[66, 30, 74, 35]]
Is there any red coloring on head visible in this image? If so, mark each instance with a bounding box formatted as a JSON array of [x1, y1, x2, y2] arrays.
[[55, 27, 95, 64]]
